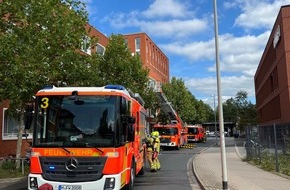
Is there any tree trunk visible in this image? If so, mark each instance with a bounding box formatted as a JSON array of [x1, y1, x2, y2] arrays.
[[16, 118, 24, 169]]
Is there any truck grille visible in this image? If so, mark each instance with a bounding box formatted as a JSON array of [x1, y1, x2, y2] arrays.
[[188, 136, 195, 139], [40, 156, 107, 182], [160, 137, 171, 143]]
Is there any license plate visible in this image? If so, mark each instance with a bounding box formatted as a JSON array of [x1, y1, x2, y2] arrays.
[[58, 185, 82, 190]]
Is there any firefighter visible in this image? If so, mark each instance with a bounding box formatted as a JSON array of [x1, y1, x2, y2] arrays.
[[151, 131, 161, 171], [145, 135, 155, 171]]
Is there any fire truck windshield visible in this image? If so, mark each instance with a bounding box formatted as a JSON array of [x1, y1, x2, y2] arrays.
[[33, 95, 117, 147], [188, 128, 198, 134], [156, 128, 178, 135]]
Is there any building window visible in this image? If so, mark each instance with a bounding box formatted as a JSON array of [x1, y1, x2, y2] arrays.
[[135, 37, 140, 54], [81, 35, 91, 55], [146, 39, 148, 53], [2, 108, 32, 140], [148, 78, 159, 91], [96, 43, 105, 55], [124, 39, 128, 47]]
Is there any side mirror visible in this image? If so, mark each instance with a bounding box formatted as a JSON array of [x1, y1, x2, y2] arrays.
[[129, 116, 136, 124], [121, 115, 136, 124]]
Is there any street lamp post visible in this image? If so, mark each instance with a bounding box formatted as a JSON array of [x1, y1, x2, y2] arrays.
[[213, 0, 228, 189]]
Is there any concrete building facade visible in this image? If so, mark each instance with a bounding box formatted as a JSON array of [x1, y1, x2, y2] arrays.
[[255, 5, 290, 126]]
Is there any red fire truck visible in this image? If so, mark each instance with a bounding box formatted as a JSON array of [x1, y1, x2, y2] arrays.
[[26, 85, 147, 190], [153, 91, 187, 150], [186, 124, 207, 143], [153, 121, 187, 150]]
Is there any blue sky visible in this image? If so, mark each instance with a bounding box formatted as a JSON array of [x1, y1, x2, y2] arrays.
[[83, 0, 290, 107]]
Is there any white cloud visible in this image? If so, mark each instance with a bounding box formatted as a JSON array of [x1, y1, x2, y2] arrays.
[[161, 39, 215, 61], [232, 0, 290, 29], [102, 10, 208, 39], [214, 31, 270, 74], [163, 30, 266, 102], [138, 19, 208, 38], [101, 11, 143, 29], [185, 75, 255, 103], [141, 0, 194, 18], [163, 31, 271, 76]]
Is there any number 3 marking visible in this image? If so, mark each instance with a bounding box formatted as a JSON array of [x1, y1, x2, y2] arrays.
[[41, 97, 49, 108]]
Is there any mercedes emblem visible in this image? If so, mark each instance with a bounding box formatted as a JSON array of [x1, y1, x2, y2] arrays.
[[65, 158, 78, 171]]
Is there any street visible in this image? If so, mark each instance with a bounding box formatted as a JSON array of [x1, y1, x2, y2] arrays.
[[2, 139, 215, 190], [135, 139, 214, 190]]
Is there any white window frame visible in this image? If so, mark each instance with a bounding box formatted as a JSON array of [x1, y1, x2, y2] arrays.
[[81, 35, 91, 55], [2, 108, 32, 140], [148, 78, 156, 90], [124, 39, 128, 47], [135, 37, 140, 54], [96, 43, 106, 55]]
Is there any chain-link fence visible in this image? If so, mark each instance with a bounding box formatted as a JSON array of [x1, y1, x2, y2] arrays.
[[245, 124, 290, 175]]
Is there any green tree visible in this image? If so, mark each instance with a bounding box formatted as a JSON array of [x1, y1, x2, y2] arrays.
[[195, 100, 213, 123], [223, 98, 238, 122], [0, 0, 90, 168], [161, 77, 197, 124], [221, 91, 257, 132], [97, 34, 156, 109], [234, 91, 257, 131]]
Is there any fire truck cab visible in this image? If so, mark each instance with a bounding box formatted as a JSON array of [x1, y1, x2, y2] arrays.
[[186, 124, 207, 143], [153, 121, 187, 150]]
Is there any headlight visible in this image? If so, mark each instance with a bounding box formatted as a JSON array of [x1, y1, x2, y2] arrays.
[[29, 177, 38, 189], [104, 177, 115, 189]]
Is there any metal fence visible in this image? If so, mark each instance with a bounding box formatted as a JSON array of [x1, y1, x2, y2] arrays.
[[245, 124, 290, 174], [0, 157, 29, 175]]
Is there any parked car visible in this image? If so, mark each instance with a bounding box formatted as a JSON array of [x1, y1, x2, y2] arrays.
[[208, 131, 215, 137]]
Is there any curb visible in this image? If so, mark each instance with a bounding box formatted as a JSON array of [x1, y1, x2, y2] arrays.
[[0, 177, 26, 189]]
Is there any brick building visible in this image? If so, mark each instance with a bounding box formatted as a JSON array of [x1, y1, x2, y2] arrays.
[[123, 32, 169, 90], [254, 5, 290, 126]]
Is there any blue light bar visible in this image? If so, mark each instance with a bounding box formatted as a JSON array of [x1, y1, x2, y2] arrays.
[[41, 85, 54, 90], [105, 85, 126, 90]]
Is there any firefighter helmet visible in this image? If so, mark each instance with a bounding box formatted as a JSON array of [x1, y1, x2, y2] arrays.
[[151, 131, 159, 137]]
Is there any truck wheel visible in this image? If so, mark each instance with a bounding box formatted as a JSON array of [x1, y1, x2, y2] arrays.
[[123, 160, 135, 190], [138, 152, 145, 176], [138, 166, 145, 176]]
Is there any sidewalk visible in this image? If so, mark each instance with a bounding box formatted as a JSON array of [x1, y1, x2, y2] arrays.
[[0, 177, 26, 190], [193, 137, 290, 190]]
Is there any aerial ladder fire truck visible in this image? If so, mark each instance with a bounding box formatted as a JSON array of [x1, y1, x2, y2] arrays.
[[152, 91, 187, 150]]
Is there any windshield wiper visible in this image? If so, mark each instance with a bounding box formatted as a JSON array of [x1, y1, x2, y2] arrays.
[[62, 141, 105, 155], [38, 143, 73, 155], [61, 147, 72, 155], [85, 143, 104, 154]]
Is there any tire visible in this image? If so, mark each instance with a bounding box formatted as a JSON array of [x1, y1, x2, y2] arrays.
[[138, 151, 146, 176], [123, 160, 135, 190], [138, 166, 145, 176]]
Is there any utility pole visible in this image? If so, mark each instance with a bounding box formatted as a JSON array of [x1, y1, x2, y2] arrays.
[[213, 0, 228, 189]]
